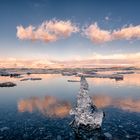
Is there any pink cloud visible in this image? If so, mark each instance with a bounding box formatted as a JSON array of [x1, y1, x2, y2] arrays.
[[17, 26, 36, 40], [112, 25, 140, 40], [1, 52, 140, 68], [84, 23, 112, 43], [84, 23, 140, 44], [17, 19, 79, 43], [44, 20, 79, 36]]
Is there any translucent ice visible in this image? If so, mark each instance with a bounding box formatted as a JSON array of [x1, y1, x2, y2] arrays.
[[70, 76, 104, 129]]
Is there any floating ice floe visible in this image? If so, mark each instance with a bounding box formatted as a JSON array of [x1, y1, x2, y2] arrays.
[[0, 82, 16, 87], [70, 76, 104, 130], [20, 78, 42, 81]]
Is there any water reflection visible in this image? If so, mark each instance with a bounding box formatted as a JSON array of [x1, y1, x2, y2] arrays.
[[93, 95, 140, 113], [18, 96, 71, 117], [1, 72, 140, 139], [17, 94, 140, 119]]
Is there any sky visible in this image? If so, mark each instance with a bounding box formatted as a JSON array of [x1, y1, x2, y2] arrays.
[[0, 0, 140, 67]]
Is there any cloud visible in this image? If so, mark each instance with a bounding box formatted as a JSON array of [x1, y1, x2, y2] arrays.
[[17, 19, 79, 43], [17, 20, 140, 44], [1, 52, 140, 68], [105, 16, 110, 21], [51, 52, 140, 67], [112, 25, 140, 40], [84, 23, 140, 43], [90, 52, 140, 60], [84, 22, 112, 43], [0, 58, 57, 68]]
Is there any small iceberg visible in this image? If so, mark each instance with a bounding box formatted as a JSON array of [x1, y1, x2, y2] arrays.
[[67, 80, 80, 82], [0, 82, 16, 87], [20, 78, 42, 81], [70, 76, 104, 130]]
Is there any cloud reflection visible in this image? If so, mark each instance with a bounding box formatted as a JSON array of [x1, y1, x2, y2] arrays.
[[18, 96, 71, 118], [17, 94, 140, 118], [93, 95, 140, 113]]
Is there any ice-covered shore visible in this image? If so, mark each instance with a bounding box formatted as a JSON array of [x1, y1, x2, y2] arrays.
[[70, 76, 104, 130]]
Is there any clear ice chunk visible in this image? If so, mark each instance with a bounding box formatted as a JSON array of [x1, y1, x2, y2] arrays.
[[70, 76, 104, 129]]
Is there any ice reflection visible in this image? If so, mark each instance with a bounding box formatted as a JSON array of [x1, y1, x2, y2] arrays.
[[93, 95, 140, 113], [18, 96, 71, 117]]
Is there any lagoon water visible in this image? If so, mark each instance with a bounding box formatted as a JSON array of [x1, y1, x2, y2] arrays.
[[0, 73, 140, 139]]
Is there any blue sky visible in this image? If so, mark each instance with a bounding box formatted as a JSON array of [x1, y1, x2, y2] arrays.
[[0, 0, 140, 61]]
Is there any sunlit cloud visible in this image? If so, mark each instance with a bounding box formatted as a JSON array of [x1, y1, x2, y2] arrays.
[[0, 58, 55, 68], [90, 52, 140, 60], [84, 23, 140, 43], [18, 96, 71, 118], [1, 52, 140, 68], [112, 25, 140, 40], [17, 20, 140, 44], [84, 22, 112, 43], [50, 52, 140, 68], [17, 19, 79, 43]]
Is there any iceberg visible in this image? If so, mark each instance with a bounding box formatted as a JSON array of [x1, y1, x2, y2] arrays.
[[70, 76, 104, 130], [0, 82, 16, 87]]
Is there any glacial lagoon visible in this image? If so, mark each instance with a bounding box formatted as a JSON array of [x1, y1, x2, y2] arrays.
[[0, 72, 140, 139]]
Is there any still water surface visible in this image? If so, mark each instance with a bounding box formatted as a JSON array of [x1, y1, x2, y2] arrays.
[[0, 73, 140, 139]]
